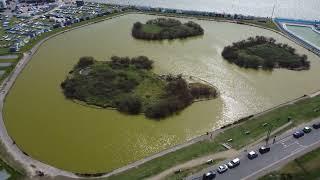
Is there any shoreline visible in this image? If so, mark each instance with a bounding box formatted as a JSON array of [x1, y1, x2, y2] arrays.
[[0, 11, 319, 179]]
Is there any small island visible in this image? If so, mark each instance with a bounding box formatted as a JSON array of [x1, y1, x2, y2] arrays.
[[61, 56, 217, 119], [132, 18, 204, 40], [221, 36, 310, 70]]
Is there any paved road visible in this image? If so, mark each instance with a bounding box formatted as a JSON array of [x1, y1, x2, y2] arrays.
[[187, 119, 320, 180]]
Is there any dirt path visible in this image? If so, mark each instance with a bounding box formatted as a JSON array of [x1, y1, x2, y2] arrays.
[[147, 149, 237, 180]]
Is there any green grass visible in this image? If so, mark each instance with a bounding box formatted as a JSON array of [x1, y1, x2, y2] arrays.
[[165, 158, 224, 180], [141, 24, 163, 34], [133, 74, 166, 109], [259, 147, 320, 180], [0, 59, 17, 63], [107, 141, 224, 180], [239, 19, 279, 31]]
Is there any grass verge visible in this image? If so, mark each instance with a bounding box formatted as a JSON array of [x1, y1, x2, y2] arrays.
[[107, 141, 224, 180], [165, 158, 224, 180], [259, 147, 320, 180]]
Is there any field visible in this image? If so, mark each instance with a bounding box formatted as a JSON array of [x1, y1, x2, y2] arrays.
[[141, 24, 163, 34], [260, 147, 320, 179]]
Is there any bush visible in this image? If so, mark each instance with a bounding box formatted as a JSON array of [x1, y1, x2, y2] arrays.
[[109, 56, 153, 70], [116, 96, 142, 114], [77, 56, 95, 69]]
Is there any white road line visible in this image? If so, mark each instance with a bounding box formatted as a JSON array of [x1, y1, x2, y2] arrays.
[[241, 137, 320, 180], [277, 136, 293, 144], [282, 141, 301, 149]]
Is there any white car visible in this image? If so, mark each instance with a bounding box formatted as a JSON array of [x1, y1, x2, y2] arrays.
[[217, 164, 228, 174], [227, 158, 240, 168]]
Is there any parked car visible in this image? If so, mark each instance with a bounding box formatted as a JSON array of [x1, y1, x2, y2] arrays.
[[202, 171, 216, 180], [217, 164, 228, 174], [247, 150, 258, 159], [303, 126, 312, 133], [259, 146, 270, 154], [227, 158, 240, 168], [293, 130, 304, 138], [313, 123, 320, 129]]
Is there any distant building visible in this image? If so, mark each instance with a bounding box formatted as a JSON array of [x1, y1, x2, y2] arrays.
[[76, 0, 84, 7]]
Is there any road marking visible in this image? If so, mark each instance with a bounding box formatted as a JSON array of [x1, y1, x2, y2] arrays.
[[241, 137, 320, 180], [282, 141, 302, 149], [277, 136, 293, 144]]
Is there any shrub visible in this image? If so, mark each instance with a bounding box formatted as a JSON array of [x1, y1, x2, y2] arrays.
[[76, 56, 95, 69], [116, 95, 142, 114]]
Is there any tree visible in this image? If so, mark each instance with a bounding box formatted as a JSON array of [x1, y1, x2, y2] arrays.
[[133, 22, 142, 29], [77, 56, 95, 69], [116, 95, 142, 114]]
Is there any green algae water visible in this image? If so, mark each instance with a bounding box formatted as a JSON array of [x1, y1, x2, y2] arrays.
[[4, 14, 320, 173]]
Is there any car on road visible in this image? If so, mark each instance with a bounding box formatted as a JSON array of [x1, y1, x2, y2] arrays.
[[217, 164, 228, 174], [227, 158, 240, 168], [293, 130, 304, 138], [247, 150, 258, 159], [303, 126, 312, 133], [259, 146, 270, 154], [202, 171, 216, 180], [313, 123, 320, 129]]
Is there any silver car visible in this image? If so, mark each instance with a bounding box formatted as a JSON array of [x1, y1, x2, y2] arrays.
[[217, 164, 228, 174]]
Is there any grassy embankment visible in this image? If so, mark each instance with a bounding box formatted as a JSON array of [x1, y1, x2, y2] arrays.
[[165, 158, 224, 180], [108, 95, 320, 180], [259, 147, 320, 180], [239, 19, 279, 31]]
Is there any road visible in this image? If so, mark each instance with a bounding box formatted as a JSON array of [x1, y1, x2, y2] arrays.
[[187, 119, 320, 180]]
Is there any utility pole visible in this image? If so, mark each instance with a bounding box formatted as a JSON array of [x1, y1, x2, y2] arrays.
[[271, 0, 277, 18], [265, 125, 273, 146]]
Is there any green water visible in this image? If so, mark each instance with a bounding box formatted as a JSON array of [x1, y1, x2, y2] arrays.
[[4, 14, 320, 173], [287, 25, 320, 49]]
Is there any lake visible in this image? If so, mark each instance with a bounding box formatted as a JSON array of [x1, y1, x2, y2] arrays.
[[4, 14, 320, 173]]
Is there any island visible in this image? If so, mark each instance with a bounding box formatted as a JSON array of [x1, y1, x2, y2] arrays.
[[131, 18, 204, 40], [221, 36, 310, 70], [61, 56, 217, 119]]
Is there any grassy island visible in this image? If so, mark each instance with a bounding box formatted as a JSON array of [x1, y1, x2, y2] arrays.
[[61, 56, 217, 119], [222, 36, 310, 70], [131, 18, 204, 40]]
